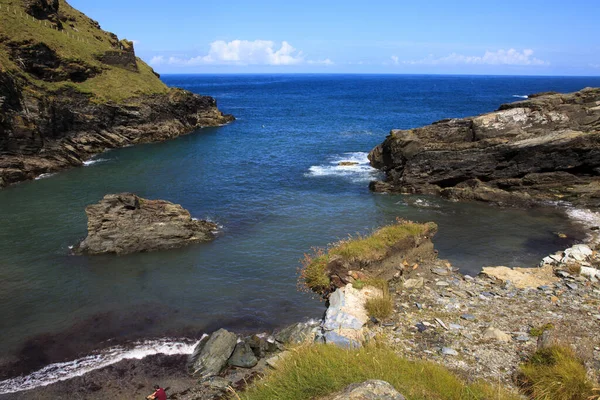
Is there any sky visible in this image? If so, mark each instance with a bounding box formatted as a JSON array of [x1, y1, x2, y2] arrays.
[[69, 0, 600, 75]]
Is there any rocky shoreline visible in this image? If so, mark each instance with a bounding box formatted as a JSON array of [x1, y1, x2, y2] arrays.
[[368, 88, 600, 208]]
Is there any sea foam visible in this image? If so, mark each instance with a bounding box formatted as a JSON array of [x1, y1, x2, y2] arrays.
[[306, 152, 381, 183], [83, 158, 107, 166], [0, 338, 200, 395], [512, 95, 529, 99]]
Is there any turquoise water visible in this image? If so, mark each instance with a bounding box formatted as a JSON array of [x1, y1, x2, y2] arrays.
[[1, 74, 599, 378]]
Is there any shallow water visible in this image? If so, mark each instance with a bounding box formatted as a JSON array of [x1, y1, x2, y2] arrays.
[[1, 74, 599, 389]]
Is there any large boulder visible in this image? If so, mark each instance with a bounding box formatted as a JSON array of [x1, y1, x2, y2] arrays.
[[322, 284, 382, 348], [188, 329, 238, 377], [369, 88, 600, 207], [328, 380, 406, 400], [75, 193, 217, 255]]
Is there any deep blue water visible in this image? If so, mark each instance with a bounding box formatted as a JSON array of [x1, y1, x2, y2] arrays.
[[1, 74, 600, 383]]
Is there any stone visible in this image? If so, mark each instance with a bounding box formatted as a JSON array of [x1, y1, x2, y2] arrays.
[[403, 277, 424, 289], [561, 244, 593, 263], [441, 347, 458, 356], [449, 323, 462, 330], [201, 376, 232, 391], [566, 282, 578, 290], [482, 327, 512, 342], [516, 335, 530, 342], [74, 193, 218, 255], [432, 268, 449, 276], [460, 314, 476, 321], [265, 351, 291, 369], [338, 161, 360, 166], [274, 321, 318, 345], [581, 266, 600, 280], [481, 265, 558, 289], [188, 329, 238, 377], [435, 318, 448, 330], [322, 284, 382, 348], [227, 342, 258, 368], [436, 281, 449, 287], [330, 380, 406, 400], [368, 88, 600, 208]]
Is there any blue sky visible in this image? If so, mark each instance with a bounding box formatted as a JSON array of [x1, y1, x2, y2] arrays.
[[70, 0, 600, 75]]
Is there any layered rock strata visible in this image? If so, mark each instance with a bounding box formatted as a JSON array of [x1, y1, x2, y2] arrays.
[[369, 88, 600, 207]]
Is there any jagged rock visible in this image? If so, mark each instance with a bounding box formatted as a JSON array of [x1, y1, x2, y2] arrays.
[[227, 342, 258, 368], [188, 329, 237, 377], [74, 193, 217, 255], [368, 88, 600, 207], [561, 244, 593, 263], [322, 284, 382, 348], [329, 380, 406, 400], [482, 327, 511, 342], [274, 321, 319, 345]]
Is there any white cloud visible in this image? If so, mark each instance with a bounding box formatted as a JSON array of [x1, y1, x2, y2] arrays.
[[402, 49, 548, 66], [391, 55, 399, 65], [149, 40, 332, 67]]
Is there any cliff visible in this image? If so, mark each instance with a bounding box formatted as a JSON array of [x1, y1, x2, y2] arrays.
[[369, 88, 600, 207], [0, 0, 233, 187]]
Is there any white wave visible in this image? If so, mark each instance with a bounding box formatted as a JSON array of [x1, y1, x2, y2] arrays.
[[83, 158, 107, 166], [412, 198, 440, 209], [34, 173, 56, 180], [0, 338, 199, 395], [305, 152, 381, 183], [512, 95, 529, 99]]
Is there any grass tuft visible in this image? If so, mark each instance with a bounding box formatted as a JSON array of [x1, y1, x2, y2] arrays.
[[519, 345, 596, 400], [239, 343, 520, 400], [364, 281, 393, 320]]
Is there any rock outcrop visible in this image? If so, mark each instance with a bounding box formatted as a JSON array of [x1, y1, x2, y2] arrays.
[[369, 88, 600, 207], [75, 193, 217, 255], [0, 0, 233, 188], [328, 380, 406, 400]]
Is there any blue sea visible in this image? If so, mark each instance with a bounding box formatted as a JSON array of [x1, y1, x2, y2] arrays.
[[1, 74, 600, 393]]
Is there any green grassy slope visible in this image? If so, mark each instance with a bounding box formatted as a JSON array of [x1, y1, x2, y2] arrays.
[[0, 0, 168, 102]]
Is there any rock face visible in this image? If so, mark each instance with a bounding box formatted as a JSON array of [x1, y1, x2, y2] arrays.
[[188, 329, 237, 378], [329, 380, 406, 400], [322, 284, 383, 348], [75, 193, 217, 255], [0, 0, 234, 188], [369, 88, 600, 207]]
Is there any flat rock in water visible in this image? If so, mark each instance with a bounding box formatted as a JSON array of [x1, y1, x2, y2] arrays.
[[75, 193, 217, 254], [188, 328, 237, 377], [329, 380, 406, 400]]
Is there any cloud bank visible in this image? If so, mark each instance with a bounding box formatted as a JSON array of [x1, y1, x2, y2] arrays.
[[400, 49, 548, 66], [151, 40, 333, 67]]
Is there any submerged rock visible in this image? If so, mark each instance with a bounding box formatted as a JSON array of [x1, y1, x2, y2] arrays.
[[75, 193, 217, 255], [330, 380, 406, 400]]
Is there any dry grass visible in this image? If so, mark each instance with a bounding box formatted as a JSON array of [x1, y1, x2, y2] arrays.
[[519, 345, 596, 400], [364, 280, 393, 320], [239, 343, 520, 400]]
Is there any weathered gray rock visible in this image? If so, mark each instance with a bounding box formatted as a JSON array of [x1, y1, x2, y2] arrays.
[[188, 329, 237, 377], [482, 327, 511, 342], [368, 88, 600, 207], [227, 342, 258, 368], [75, 193, 217, 255], [330, 380, 406, 400], [441, 347, 458, 356], [561, 244, 593, 263], [274, 321, 318, 345]]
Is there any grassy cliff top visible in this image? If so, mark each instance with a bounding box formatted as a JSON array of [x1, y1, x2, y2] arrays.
[[0, 0, 168, 102]]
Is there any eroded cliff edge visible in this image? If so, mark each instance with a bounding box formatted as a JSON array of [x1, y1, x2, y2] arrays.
[[368, 88, 600, 207], [0, 0, 233, 187]]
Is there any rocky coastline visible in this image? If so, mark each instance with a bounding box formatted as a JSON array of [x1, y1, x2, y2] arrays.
[[0, 0, 234, 188], [368, 88, 600, 208]]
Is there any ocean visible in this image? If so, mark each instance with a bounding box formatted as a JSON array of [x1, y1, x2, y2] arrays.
[[1, 74, 600, 393]]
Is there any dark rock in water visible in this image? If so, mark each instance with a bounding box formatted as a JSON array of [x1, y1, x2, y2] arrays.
[[368, 88, 600, 208], [188, 329, 237, 377], [330, 380, 406, 400], [228, 342, 258, 368], [74, 193, 217, 255], [274, 321, 318, 345]]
